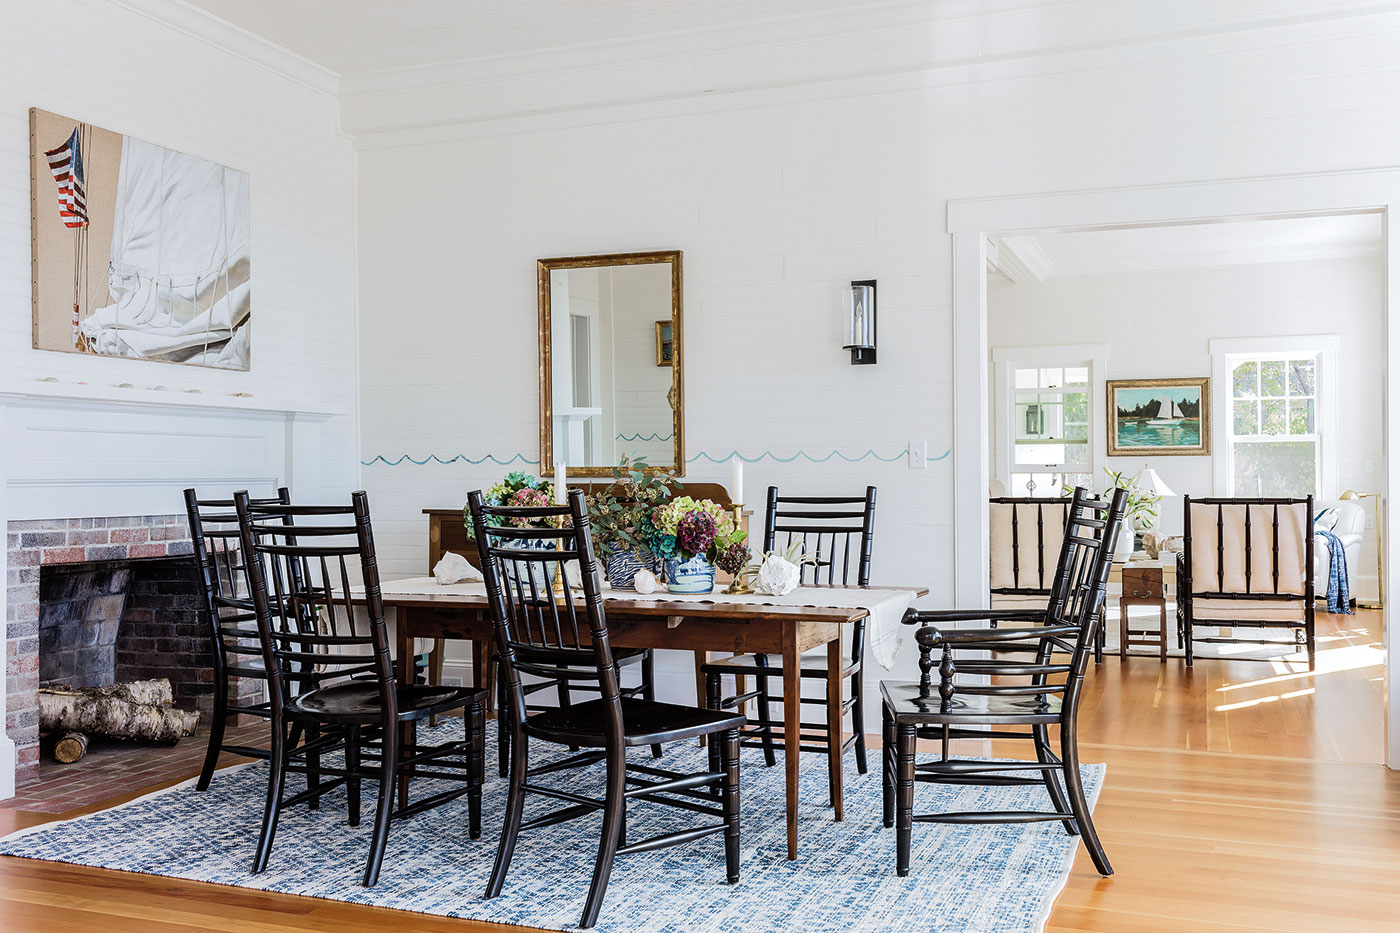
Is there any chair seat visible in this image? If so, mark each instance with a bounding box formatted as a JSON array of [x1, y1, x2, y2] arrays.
[[525, 697, 745, 748], [1188, 597, 1307, 623], [701, 653, 859, 678], [989, 593, 1051, 612], [286, 682, 485, 724], [881, 680, 1061, 725]]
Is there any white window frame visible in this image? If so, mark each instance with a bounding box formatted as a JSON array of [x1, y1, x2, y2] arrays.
[[991, 344, 1108, 494], [1209, 335, 1340, 499]]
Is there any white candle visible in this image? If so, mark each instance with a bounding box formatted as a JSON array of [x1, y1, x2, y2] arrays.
[[729, 455, 744, 506], [554, 461, 566, 505]]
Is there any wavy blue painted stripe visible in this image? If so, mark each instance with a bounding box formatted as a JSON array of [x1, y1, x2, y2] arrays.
[[615, 432, 674, 442], [363, 447, 952, 467]]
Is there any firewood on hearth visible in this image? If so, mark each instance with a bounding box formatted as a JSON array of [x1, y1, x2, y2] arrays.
[[52, 731, 90, 763], [37, 678, 198, 746]]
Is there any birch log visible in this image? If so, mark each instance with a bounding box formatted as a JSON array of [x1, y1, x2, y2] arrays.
[[38, 679, 198, 745], [53, 731, 90, 763]]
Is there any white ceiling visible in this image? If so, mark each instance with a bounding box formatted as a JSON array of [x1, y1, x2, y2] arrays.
[[994, 213, 1383, 280], [183, 0, 905, 75]]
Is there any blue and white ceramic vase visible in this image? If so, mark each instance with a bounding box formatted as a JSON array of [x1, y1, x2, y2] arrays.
[[497, 534, 556, 590], [664, 553, 716, 595], [606, 548, 662, 590]]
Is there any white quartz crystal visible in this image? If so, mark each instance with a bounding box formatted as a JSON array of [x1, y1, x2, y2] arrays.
[[752, 554, 800, 596], [433, 551, 483, 585], [633, 569, 662, 594]]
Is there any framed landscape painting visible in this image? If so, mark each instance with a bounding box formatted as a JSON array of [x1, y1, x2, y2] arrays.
[[29, 108, 251, 369], [1107, 377, 1211, 456]]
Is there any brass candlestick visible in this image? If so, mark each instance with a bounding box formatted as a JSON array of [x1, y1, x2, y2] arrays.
[[725, 503, 751, 594]]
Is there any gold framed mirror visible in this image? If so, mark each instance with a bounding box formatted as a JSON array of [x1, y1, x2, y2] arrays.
[[538, 250, 684, 476]]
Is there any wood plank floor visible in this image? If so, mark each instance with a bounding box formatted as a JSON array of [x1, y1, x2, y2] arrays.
[[0, 609, 1394, 931]]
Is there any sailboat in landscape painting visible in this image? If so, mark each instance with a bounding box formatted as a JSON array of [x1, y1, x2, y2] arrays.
[[1148, 395, 1185, 426]]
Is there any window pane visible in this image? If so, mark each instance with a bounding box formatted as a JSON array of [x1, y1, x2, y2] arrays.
[[1233, 400, 1258, 435], [1064, 442, 1089, 466], [1289, 359, 1315, 397], [1064, 366, 1089, 385], [1233, 360, 1258, 398], [1014, 443, 1062, 466], [1232, 440, 1316, 497], [1289, 398, 1315, 434], [1040, 367, 1063, 388], [1014, 368, 1036, 389], [1261, 398, 1287, 435], [1062, 391, 1088, 423], [1261, 360, 1286, 397]]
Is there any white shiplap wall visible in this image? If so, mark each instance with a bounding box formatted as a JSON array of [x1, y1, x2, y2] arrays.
[[354, 6, 1400, 718]]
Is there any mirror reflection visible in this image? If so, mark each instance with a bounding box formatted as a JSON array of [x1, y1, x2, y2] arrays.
[[540, 251, 682, 473]]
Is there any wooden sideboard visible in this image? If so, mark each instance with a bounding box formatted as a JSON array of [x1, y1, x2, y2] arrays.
[[424, 481, 748, 573]]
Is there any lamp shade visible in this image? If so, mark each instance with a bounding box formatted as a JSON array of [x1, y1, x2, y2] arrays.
[[1134, 467, 1176, 498], [843, 280, 876, 364]]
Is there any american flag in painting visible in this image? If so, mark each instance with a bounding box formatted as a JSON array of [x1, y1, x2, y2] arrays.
[[45, 128, 88, 228]]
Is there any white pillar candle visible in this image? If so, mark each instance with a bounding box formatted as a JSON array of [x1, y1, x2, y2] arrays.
[[554, 462, 566, 505], [729, 455, 744, 506]]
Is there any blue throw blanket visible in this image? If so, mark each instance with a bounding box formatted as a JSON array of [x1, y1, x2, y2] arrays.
[[1313, 514, 1354, 614]]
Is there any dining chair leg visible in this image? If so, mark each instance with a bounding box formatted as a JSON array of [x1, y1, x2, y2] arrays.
[[881, 703, 895, 829], [346, 725, 362, 827], [196, 679, 229, 791], [428, 638, 446, 727], [252, 721, 287, 874], [753, 653, 777, 767], [1032, 723, 1076, 836], [705, 673, 723, 777], [468, 698, 484, 840], [362, 722, 400, 887], [722, 728, 741, 883], [580, 744, 627, 930], [485, 725, 528, 899], [558, 676, 579, 753], [306, 724, 322, 811], [641, 651, 662, 758], [497, 674, 510, 778], [851, 666, 868, 775], [895, 722, 916, 877], [1060, 719, 1112, 876]]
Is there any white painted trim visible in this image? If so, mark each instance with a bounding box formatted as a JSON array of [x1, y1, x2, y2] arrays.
[[1208, 335, 1341, 498], [109, 0, 340, 97], [0, 401, 10, 802], [953, 232, 990, 608], [991, 237, 1052, 283], [949, 169, 1399, 769], [990, 344, 1108, 490]]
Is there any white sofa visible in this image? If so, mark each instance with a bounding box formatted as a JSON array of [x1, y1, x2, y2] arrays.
[[1314, 499, 1365, 595]]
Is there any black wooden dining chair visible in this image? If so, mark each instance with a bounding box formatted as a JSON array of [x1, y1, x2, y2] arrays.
[[235, 489, 486, 887], [881, 486, 1126, 878], [702, 485, 876, 794], [469, 488, 744, 930], [186, 487, 307, 791]]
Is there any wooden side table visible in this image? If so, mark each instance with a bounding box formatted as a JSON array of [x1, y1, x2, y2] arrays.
[[1120, 566, 1167, 662]]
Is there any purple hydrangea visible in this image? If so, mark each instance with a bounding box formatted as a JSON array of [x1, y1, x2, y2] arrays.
[[676, 511, 717, 556], [716, 541, 751, 576]]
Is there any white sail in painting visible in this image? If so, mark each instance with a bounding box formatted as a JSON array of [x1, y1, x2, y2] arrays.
[[79, 136, 250, 369], [1148, 394, 1184, 425]]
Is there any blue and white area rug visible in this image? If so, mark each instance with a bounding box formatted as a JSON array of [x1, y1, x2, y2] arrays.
[[0, 721, 1103, 932]]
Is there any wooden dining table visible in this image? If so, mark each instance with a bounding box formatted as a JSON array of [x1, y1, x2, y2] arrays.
[[375, 579, 927, 860]]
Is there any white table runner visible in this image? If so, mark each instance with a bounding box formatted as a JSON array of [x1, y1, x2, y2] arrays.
[[376, 577, 915, 668]]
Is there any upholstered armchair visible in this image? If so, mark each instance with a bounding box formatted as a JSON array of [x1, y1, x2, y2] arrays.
[[1177, 496, 1315, 670], [1313, 499, 1365, 598]]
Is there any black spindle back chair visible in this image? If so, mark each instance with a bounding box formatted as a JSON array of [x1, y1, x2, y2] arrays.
[[469, 488, 744, 930], [1178, 495, 1316, 670], [882, 486, 1126, 878], [186, 487, 310, 791], [236, 490, 485, 887], [702, 485, 876, 791]]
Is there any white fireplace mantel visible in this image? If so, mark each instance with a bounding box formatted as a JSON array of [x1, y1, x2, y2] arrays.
[[0, 384, 345, 799]]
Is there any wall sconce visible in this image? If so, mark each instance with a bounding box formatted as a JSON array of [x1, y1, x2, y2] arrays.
[[843, 279, 877, 365]]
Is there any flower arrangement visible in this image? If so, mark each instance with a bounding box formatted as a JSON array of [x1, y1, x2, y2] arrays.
[[584, 455, 681, 560], [651, 496, 750, 574], [466, 471, 562, 532], [1069, 468, 1161, 528]]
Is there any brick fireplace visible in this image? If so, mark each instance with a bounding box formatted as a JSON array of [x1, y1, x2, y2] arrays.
[[6, 515, 207, 788]]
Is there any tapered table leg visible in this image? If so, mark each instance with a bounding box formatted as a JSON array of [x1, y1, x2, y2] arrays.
[[827, 636, 844, 821], [783, 620, 801, 860], [395, 608, 415, 809]]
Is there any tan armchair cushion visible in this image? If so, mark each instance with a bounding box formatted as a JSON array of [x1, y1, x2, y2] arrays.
[[1187, 501, 1310, 597], [989, 500, 1071, 592], [1189, 597, 1306, 622]]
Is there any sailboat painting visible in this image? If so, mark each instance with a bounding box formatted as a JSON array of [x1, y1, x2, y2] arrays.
[[29, 108, 251, 370], [1107, 378, 1211, 456]]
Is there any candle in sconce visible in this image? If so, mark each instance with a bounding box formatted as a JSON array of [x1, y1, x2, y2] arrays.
[[554, 462, 566, 505], [729, 455, 744, 506]]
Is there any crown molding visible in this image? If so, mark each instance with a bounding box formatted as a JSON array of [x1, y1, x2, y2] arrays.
[[108, 0, 340, 98]]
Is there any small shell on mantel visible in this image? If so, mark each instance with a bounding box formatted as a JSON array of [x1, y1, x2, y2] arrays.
[[633, 569, 662, 594]]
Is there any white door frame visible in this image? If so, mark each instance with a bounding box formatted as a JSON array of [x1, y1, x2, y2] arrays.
[[948, 168, 1400, 768]]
